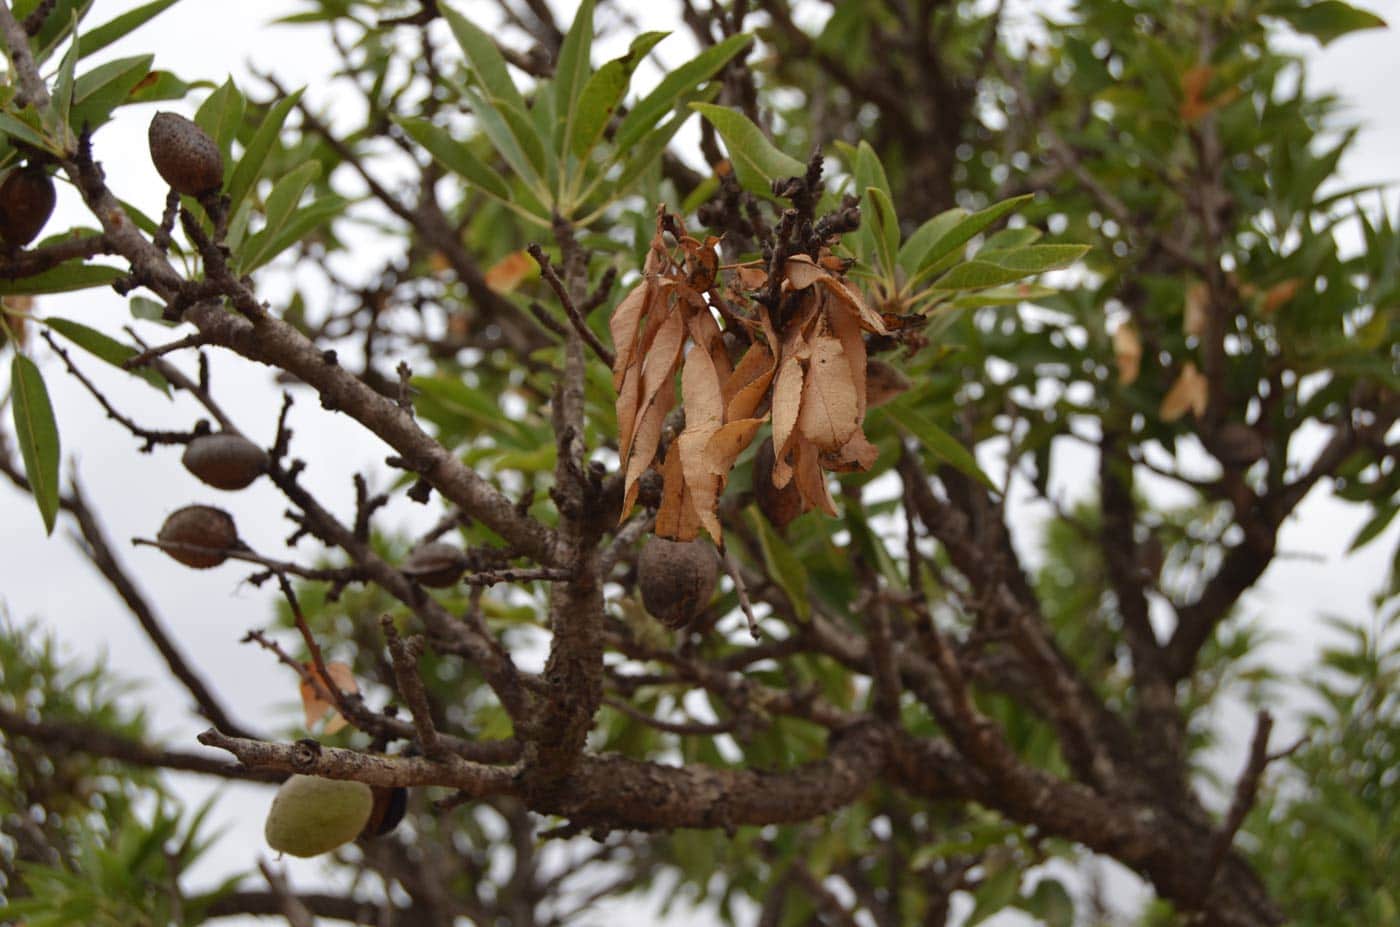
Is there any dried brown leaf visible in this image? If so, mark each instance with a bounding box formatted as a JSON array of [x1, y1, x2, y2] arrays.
[[798, 332, 860, 451], [1160, 361, 1208, 421], [299, 661, 359, 734], [1183, 282, 1209, 337], [770, 354, 805, 488], [1114, 322, 1142, 385]]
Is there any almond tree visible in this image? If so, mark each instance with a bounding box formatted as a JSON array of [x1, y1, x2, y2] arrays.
[[0, 1, 1395, 925]]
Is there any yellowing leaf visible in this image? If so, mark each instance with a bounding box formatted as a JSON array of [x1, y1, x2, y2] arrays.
[[1183, 281, 1209, 337], [1160, 361, 1208, 421], [1260, 278, 1303, 315], [299, 661, 359, 734], [484, 250, 535, 293], [1113, 322, 1142, 385]]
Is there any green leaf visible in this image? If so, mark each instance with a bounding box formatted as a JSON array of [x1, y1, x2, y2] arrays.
[[690, 103, 806, 194], [10, 354, 61, 535], [932, 244, 1088, 290], [552, 0, 596, 151], [240, 193, 344, 274], [569, 32, 667, 160], [41, 317, 169, 395], [909, 194, 1032, 281], [865, 186, 900, 280], [224, 89, 303, 214], [193, 78, 244, 168], [443, 4, 528, 114], [1024, 878, 1075, 927], [0, 263, 125, 295], [50, 20, 80, 138], [615, 33, 750, 152], [749, 509, 810, 620], [968, 244, 1089, 273], [1349, 502, 1397, 552], [878, 401, 996, 491], [77, 0, 183, 58], [1272, 1, 1386, 45], [125, 69, 189, 105], [461, 86, 544, 192], [395, 116, 511, 201], [237, 161, 320, 272], [0, 113, 58, 154], [967, 865, 1020, 925], [69, 55, 153, 130]]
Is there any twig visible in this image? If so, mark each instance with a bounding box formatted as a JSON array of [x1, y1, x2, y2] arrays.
[[1204, 710, 1303, 890], [526, 242, 615, 367], [381, 616, 444, 759], [257, 861, 316, 927], [720, 547, 762, 640]]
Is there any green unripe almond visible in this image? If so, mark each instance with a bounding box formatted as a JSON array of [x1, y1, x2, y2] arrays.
[[265, 775, 374, 858], [148, 112, 223, 196]]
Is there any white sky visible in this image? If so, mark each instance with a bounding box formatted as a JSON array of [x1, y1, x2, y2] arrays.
[[1, 1, 1397, 925]]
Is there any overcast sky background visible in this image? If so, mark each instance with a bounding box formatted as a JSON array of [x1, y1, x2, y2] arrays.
[[1, 1, 1397, 924]]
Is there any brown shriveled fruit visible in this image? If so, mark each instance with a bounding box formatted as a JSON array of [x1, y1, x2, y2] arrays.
[[0, 165, 55, 248], [638, 535, 718, 630], [157, 505, 239, 569], [754, 438, 802, 530], [400, 542, 468, 587], [182, 433, 268, 490], [360, 786, 408, 839], [1214, 422, 1268, 467], [148, 112, 223, 196]]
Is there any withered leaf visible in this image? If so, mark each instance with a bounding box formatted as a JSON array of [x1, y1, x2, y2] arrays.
[[300, 661, 359, 734], [798, 332, 860, 451], [1114, 322, 1142, 385], [770, 354, 805, 489], [1161, 361, 1208, 421]]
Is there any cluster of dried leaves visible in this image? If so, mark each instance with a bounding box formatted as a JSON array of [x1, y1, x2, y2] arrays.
[[611, 210, 889, 543]]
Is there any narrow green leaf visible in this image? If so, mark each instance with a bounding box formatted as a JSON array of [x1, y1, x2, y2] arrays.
[[42, 317, 169, 395], [395, 116, 511, 200], [0, 113, 57, 154], [0, 263, 124, 295], [970, 243, 1089, 273], [240, 192, 344, 274], [69, 55, 153, 130], [865, 186, 900, 280], [615, 33, 750, 151], [51, 20, 81, 135], [967, 865, 1020, 925], [1273, 1, 1386, 45], [224, 88, 303, 214], [552, 0, 596, 151], [1349, 502, 1397, 552], [193, 78, 243, 168], [461, 86, 544, 191], [443, 5, 528, 113], [691, 103, 806, 194], [911, 194, 1033, 281], [237, 161, 319, 272], [749, 509, 810, 620], [10, 354, 61, 535], [933, 244, 1088, 290], [878, 402, 996, 491], [569, 32, 667, 160], [125, 69, 189, 105], [898, 208, 968, 273], [77, 0, 183, 58]]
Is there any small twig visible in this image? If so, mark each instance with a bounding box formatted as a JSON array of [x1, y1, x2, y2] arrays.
[[720, 547, 762, 640], [1203, 710, 1302, 890], [257, 860, 315, 927], [601, 696, 738, 736], [527, 242, 615, 367], [461, 566, 572, 587], [42, 331, 202, 450], [381, 616, 445, 759], [395, 360, 415, 412], [0, 233, 113, 279], [122, 332, 208, 370]]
